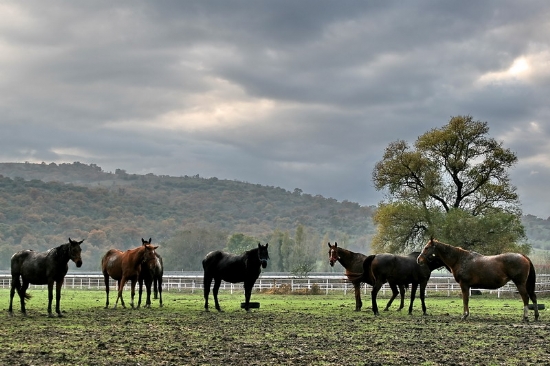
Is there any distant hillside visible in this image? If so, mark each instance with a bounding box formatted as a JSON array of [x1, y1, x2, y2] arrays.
[[0, 162, 376, 272]]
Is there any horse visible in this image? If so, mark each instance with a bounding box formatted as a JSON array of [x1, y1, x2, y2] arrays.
[[328, 242, 381, 311], [101, 242, 158, 309], [9, 238, 84, 317], [417, 238, 539, 321], [138, 238, 164, 308], [362, 251, 448, 315], [203, 243, 269, 312]]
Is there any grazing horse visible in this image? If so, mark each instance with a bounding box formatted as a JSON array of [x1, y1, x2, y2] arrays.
[[418, 238, 539, 321], [362, 252, 448, 315], [9, 238, 84, 317], [203, 243, 269, 312], [138, 238, 164, 308], [101, 242, 158, 309]]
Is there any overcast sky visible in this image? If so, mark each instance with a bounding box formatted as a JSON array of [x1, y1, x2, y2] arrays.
[[1, 1, 550, 218]]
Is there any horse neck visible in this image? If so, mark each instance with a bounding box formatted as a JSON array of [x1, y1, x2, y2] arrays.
[[51, 243, 70, 263], [435, 241, 464, 269], [245, 249, 260, 267], [336, 248, 356, 269]]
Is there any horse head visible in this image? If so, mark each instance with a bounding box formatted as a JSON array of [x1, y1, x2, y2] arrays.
[[328, 242, 339, 267], [257, 243, 269, 268], [141, 238, 159, 263], [417, 237, 438, 265], [68, 238, 84, 268]]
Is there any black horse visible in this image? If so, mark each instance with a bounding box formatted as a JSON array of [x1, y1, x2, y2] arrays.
[[203, 243, 269, 312], [138, 238, 164, 308], [9, 238, 84, 317], [362, 252, 447, 315]]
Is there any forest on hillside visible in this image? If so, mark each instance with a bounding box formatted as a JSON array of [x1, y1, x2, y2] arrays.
[[0, 162, 376, 272], [1, 162, 549, 273]]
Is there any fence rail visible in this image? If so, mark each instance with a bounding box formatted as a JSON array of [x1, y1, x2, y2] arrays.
[[2, 273, 550, 298]]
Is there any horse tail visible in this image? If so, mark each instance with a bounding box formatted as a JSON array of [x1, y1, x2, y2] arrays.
[[525, 255, 537, 295], [362, 255, 376, 286]]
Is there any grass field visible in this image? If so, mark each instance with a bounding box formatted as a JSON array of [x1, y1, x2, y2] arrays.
[[1, 288, 549, 365]]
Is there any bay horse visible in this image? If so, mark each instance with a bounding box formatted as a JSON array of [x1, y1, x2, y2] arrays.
[[362, 251, 448, 315], [101, 242, 158, 309], [9, 238, 84, 317], [203, 243, 269, 312], [138, 238, 164, 308], [418, 238, 539, 321], [328, 242, 382, 311]]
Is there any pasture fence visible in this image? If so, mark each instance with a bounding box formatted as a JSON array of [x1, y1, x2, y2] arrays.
[[1, 272, 550, 298]]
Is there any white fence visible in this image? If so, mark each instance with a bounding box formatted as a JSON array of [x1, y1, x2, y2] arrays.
[[1, 272, 550, 298]]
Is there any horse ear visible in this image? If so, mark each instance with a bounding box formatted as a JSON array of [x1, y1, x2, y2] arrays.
[[153, 245, 159, 250], [149, 238, 152, 243], [265, 243, 268, 248], [335, 242, 338, 247], [327, 242, 331, 248]]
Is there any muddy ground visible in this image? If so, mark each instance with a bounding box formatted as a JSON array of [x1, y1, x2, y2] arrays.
[[1, 291, 549, 365]]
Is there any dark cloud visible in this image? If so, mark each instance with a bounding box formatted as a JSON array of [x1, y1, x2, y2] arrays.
[[1, 0, 550, 218]]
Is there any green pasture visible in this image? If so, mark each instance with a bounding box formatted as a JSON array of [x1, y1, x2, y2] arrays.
[[0, 289, 549, 365]]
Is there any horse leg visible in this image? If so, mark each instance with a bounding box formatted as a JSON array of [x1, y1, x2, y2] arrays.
[[115, 278, 127, 309], [408, 282, 419, 315], [383, 283, 399, 311], [398, 284, 406, 311], [203, 275, 212, 312], [515, 283, 533, 322], [157, 277, 163, 307], [213, 278, 223, 312], [55, 280, 64, 317], [460, 283, 470, 320], [47, 281, 55, 318], [9, 275, 20, 316], [19, 280, 30, 316], [243, 281, 255, 312], [145, 279, 152, 308], [130, 279, 137, 309], [103, 274, 110, 309], [417, 282, 428, 316], [353, 283, 362, 311], [527, 286, 539, 321], [154, 278, 159, 300], [137, 278, 143, 309], [371, 282, 383, 315]]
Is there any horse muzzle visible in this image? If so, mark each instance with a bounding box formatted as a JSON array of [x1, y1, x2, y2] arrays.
[[75, 259, 83, 268], [260, 260, 268, 269]]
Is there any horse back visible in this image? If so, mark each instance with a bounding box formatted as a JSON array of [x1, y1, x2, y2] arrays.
[[455, 252, 531, 289], [11, 249, 63, 285], [203, 251, 251, 283]]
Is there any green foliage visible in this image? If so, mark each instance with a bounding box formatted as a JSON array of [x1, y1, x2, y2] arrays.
[[372, 116, 526, 254], [226, 233, 258, 254], [0, 162, 375, 271]]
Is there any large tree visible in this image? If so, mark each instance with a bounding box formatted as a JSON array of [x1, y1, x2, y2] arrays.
[[372, 115, 528, 254]]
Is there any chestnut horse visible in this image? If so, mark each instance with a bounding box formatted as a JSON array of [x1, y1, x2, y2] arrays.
[[138, 238, 164, 308], [362, 251, 448, 315], [9, 238, 84, 317], [328, 242, 405, 312], [101, 242, 158, 309], [418, 238, 539, 321], [203, 243, 269, 312]]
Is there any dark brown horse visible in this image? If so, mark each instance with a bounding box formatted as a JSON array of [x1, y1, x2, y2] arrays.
[[328, 242, 405, 312], [9, 238, 84, 317], [362, 251, 448, 315], [138, 238, 164, 308], [203, 243, 269, 312], [418, 238, 539, 321], [101, 242, 158, 309]]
